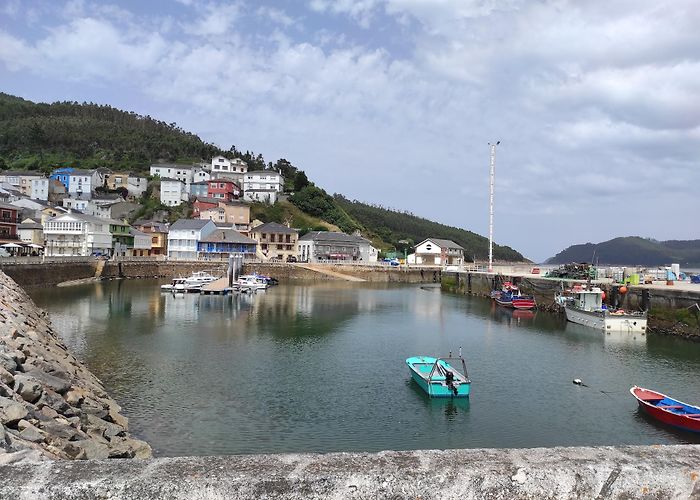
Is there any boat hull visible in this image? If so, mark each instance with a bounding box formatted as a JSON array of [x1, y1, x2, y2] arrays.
[[565, 307, 647, 332], [631, 386, 700, 432], [406, 357, 471, 398]]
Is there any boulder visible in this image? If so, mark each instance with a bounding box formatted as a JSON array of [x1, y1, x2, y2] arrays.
[[0, 367, 14, 386], [36, 388, 70, 415], [26, 370, 71, 395], [70, 439, 110, 460], [64, 388, 85, 406], [108, 437, 152, 459], [106, 404, 128, 430], [0, 399, 28, 426], [18, 420, 45, 443], [0, 354, 16, 374], [37, 419, 80, 441], [13, 374, 43, 404]]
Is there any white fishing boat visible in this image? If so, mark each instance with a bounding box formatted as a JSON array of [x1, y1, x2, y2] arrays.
[[161, 277, 187, 292], [557, 284, 647, 333], [237, 274, 268, 291]]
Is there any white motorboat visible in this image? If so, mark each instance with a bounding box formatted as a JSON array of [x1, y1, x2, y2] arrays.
[[184, 271, 218, 287], [161, 277, 187, 292], [556, 284, 647, 333], [237, 275, 268, 291]]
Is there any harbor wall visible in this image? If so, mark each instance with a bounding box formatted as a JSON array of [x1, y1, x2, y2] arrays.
[[1, 444, 699, 498]]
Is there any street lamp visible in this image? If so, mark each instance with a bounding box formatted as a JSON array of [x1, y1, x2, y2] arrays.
[[487, 141, 500, 273]]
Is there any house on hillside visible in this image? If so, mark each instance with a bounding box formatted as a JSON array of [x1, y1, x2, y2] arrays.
[[133, 220, 169, 256], [167, 219, 217, 260], [189, 181, 208, 199], [43, 213, 112, 256], [298, 231, 362, 262], [0, 202, 20, 241], [17, 218, 44, 246], [207, 179, 240, 201], [249, 222, 297, 261], [197, 200, 250, 233], [31, 178, 49, 201], [210, 156, 248, 185], [129, 228, 152, 257], [197, 228, 257, 260], [407, 238, 464, 266], [150, 164, 209, 194], [160, 178, 187, 206], [243, 171, 284, 204]]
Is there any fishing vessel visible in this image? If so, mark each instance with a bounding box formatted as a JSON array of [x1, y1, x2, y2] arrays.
[[557, 284, 647, 332], [237, 274, 269, 291], [490, 282, 536, 310], [630, 386, 700, 432], [406, 350, 471, 398], [161, 277, 187, 292]]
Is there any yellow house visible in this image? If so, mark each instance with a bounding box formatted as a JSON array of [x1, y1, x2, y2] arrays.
[[106, 173, 129, 191], [198, 201, 251, 233]]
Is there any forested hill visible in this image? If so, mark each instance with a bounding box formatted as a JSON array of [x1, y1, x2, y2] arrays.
[[0, 92, 225, 172], [334, 196, 525, 262], [546, 237, 700, 266]]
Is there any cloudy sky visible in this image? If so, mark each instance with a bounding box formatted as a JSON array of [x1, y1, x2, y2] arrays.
[[1, 0, 698, 261]]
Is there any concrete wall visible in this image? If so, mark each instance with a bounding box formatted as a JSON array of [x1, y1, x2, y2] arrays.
[[1, 445, 699, 498]]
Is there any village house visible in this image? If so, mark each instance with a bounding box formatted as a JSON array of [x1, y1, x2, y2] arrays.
[[17, 219, 44, 246], [189, 181, 208, 199], [207, 179, 240, 202], [407, 238, 464, 266], [167, 219, 217, 260], [160, 178, 187, 206], [31, 178, 49, 201], [109, 219, 133, 257], [198, 200, 250, 233], [62, 198, 90, 212], [129, 228, 152, 257], [50, 168, 95, 198], [149, 164, 209, 194], [242, 171, 284, 204], [297, 231, 372, 262], [40, 205, 70, 224], [197, 228, 257, 260], [105, 172, 129, 191], [209, 156, 248, 185], [48, 179, 67, 203], [87, 199, 140, 220], [43, 213, 112, 257], [0, 202, 20, 241], [126, 175, 148, 200], [133, 221, 169, 255], [250, 222, 297, 261]]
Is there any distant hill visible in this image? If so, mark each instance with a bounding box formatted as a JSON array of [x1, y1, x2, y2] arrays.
[[334, 195, 526, 262], [0, 92, 529, 261], [546, 237, 700, 266]]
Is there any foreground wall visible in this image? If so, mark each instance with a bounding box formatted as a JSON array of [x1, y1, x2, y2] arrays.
[[1, 445, 699, 499]]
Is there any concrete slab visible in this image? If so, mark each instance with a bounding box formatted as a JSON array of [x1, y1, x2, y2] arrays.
[[0, 445, 699, 499]]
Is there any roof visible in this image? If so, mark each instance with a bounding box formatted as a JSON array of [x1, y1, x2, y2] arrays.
[[245, 170, 282, 176], [194, 197, 221, 205], [0, 202, 18, 211], [169, 219, 213, 231], [199, 229, 256, 245], [419, 238, 464, 250], [190, 181, 209, 186], [0, 171, 43, 177], [129, 228, 149, 237], [68, 169, 94, 175], [134, 220, 169, 233], [159, 177, 183, 183], [150, 163, 196, 170], [251, 222, 297, 234], [18, 222, 42, 229], [298, 231, 359, 244]]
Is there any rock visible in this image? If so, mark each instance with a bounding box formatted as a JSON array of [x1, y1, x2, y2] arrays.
[[0, 399, 28, 426], [18, 420, 44, 443], [64, 388, 85, 406], [26, 370, 71, 395], [109, 437, 152, 459], [38, 419, 80, 441], [36, 388, 70, 415], [106, 404, 128, 430], [70, 439, 110, 460], [0, 354, 16, 374], [40, 406, 59, 420], [0, 367, 14, 386], [13, 374, 43, 403]]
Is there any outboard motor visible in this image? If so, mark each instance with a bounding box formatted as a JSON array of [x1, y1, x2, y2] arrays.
[[445, 370, 458, 396]]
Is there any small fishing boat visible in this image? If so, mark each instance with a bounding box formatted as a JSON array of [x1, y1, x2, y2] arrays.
[[630, 386, 700, 432], [406, 350, 471, 398], [161, 277, 186, 292], [490, 282, 536, 310], [238, 274, 268, 291], [557, 284, 647, 332]]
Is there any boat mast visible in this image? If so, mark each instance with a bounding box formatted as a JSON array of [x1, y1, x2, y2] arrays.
[[488, 141, 499, 273]]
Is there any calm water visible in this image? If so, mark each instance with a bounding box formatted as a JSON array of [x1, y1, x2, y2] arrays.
[[30, 280, 700, 457]]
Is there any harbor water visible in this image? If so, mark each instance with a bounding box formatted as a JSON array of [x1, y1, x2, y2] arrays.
[[30, 280, 700, 457]]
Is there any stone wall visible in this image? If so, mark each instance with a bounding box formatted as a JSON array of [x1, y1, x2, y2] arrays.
[[0, 262, 98, 288], [0, 270, 151, 462]]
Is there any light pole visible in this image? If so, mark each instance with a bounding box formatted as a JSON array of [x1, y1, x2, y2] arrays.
[[488, 141, 500, 273]]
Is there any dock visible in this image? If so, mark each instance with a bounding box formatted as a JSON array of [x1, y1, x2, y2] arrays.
[[200, 277, 235, 295]]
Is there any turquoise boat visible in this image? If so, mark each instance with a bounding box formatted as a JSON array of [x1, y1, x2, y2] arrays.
[[406, 352, 471, 398]]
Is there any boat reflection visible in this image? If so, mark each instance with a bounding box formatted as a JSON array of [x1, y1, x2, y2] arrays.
[[490, 303, 537, 326], [406, 378, 471, 420]]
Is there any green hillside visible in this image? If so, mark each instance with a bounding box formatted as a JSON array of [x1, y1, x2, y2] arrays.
[[546, 237, 700, 266], [0, 92, 529, 262], [334, 196, 525, 261]]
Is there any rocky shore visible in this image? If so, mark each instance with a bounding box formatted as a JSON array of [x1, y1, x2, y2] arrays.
[[0, 270, 151, 463]]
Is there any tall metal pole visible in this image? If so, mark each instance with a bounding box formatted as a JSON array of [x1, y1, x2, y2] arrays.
[[488, 141, 499, 273]]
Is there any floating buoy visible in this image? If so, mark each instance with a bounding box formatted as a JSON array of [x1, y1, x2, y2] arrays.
[[619, 286, 628, 295], [573, 379, 582, 385], [601, 291, 606, 301]]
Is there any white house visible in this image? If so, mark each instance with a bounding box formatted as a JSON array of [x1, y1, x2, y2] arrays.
[[167, 219, 217, 260], [62, 197, 90, 212], [127, 176, 148, 199], [407, 238, 464, 266], [67, 169, 93, 198], [150, 164, 209, 194], [210, 156, 248, 184], [43, 213, 112, 257], [355, 235, 378, 263], [242, 171, 284, 204], [30, 178, 49, 201], [160, 178, 187, 206], [17, 218, 44, 246]]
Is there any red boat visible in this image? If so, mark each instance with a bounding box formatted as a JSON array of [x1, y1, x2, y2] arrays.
[[630, 386, 700, 432]]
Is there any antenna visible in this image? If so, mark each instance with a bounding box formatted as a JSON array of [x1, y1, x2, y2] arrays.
[[488, 141, 500, 273]]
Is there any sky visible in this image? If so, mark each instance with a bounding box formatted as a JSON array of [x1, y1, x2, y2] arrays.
[[1, 0, 699, 262]]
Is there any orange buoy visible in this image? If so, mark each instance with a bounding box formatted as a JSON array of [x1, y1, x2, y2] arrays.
[[619, 286, 628, 295], [601, 291, 606, 301]]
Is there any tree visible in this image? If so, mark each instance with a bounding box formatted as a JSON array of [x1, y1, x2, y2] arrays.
[[293, 171, 309, 191]]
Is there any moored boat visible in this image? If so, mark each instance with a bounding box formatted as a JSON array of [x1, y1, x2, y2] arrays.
[[557, 284, 647, 332], [406, 350, 471, 398], [238, 274, 268, 291], [490, 282, 536, 310], [161, 277, 186, 292], [630, 386, 700, 432]]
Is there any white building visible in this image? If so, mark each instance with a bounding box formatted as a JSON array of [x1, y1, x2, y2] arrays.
[[17, 219, 43, 246], [243, 171, 284, 204], [43, 213, 112, 257], [62, 198, 90, 212], [129, 228, 152, 257], [210, 156, 248, 184], [30, 178, 49, 201], [407, 238, 464, 266], [160, 178, 188, 207], [127, 176, 148, 199], [150, 164, 209, 194], [167, 219, 217, 260]]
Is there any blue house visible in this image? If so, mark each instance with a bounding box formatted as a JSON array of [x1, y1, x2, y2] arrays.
[[50, 167, 74, 192], [197, 228, 257, 260]]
